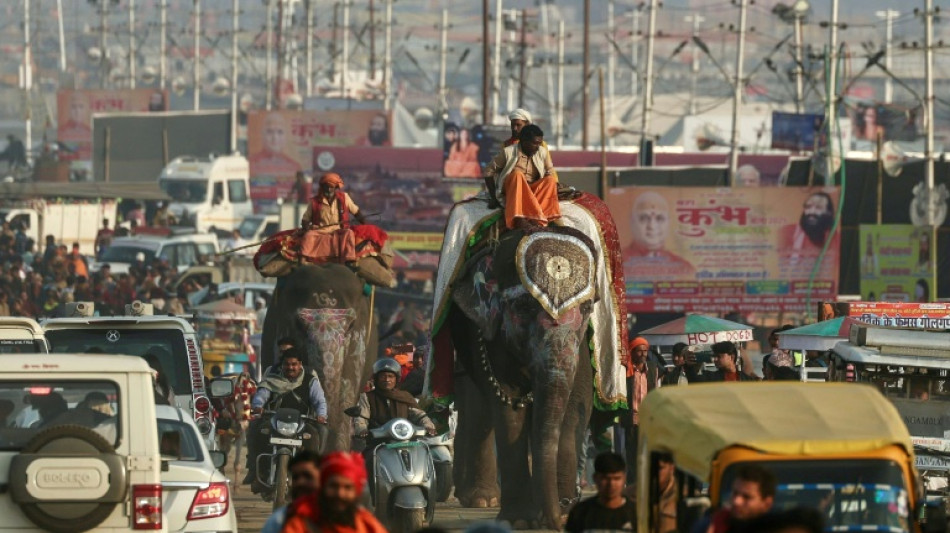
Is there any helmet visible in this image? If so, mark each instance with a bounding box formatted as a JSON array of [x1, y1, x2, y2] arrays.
[[372, 358, 402, 380]]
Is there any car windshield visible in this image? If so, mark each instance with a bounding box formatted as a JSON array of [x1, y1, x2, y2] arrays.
[[46, 329, 191, 395], [0, 380, 120, 450], [721, 460, 911, 532], [161, 179, 207, 203], [237, 217, 262, 239], [157, 418, 203, 462], [99, 245, 157, 264]]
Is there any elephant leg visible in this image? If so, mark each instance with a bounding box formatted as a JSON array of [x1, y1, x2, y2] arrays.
[[557, 340, 594, 508], [454, 372, 499, 508], [494, 402, 536, 523]]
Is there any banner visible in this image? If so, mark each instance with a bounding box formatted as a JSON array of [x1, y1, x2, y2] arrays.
[[57, 89, 168, 160], [823, 301, 950, 329], [388, 232, 444, 251], [859, 225, 934, 302], [608, 186, 840, 312], [442, 123, 508, 180], [771, 111, 824, 151], [247, 110, 391, 180], [850, 103, 920, 142]]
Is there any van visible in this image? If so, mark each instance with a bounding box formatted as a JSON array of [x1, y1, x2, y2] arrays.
[[159, 154, 253, 233], [0, 317, 48, 353], [42, 312, 217, 447], [0, 354, 166, 532], [91, 233, 219, 275], [637, 382, 925, 533]]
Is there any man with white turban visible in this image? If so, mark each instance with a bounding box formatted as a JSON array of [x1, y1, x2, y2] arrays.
[[507, 108, 533, 146]]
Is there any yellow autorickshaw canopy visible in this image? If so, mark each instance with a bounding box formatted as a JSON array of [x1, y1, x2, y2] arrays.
[[639, 382, 913, 481]]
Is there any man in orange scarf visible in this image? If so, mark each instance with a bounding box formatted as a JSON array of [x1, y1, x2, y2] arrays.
[[281, 452, 387, 533]]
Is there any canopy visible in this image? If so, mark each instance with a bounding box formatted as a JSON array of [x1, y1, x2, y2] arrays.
[[639, 382, 913, 481], [777, 317, 865, 351], [192, 299, 256, 320], [639, 315, 753, 347]]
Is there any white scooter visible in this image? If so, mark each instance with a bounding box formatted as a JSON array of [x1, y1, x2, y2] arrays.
[[422, 405, 455, 502]]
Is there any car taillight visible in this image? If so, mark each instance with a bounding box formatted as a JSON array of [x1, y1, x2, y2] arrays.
[[194, 396, 211, 414], [132, 484, 162, 530], [187, 482, 229, 520]]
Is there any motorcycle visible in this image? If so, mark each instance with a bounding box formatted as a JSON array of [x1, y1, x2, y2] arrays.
[[255, 408, 325, 509], [345, 406, 436, 533]]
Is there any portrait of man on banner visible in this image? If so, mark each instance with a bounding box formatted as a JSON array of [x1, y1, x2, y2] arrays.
[[622, 190, 694, 278]]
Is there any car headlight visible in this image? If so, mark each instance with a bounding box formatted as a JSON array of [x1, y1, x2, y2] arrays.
[[390, 419, 414, 441], [275, 420, 298, 437]]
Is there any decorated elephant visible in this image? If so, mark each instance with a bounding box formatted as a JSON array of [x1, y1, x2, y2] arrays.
[[428, 194, 629, 528], [261, 263, 378, 452]]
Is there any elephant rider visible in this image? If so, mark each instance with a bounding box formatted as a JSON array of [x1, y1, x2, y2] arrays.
[[354, 359, 436, 487], [483, 124, 561, 230], [293, 172, 367, 264], [245, 347, 328, 492]]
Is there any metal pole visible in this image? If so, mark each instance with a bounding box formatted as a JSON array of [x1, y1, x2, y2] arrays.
[[540, 3, 554, 130], [231, 0, 239, 152], [557, 19, 565, 149], [342, 0, 350, 100], [639, 0, 658, 158], [306, 0, 314, 97], [99, 0, 107, 89], [631, 7, 641, 96], [582, 0, 590, 150], [686, 14, 704, 116], [482, 0, 490, 123], [518, 9, 527, 108], [129, 0, 136, 89], [439, 9, 449, 121], [24, 0, 32, 166], [924, 0, 937, 298], [265, 0, 273, 110], [607, 0, 615, 117], [384, 0, 393, 111], [369, 0, 376, 80], [493, 0, 502, 119], [193, 0, 201, 111], [876, 9, 898, 104], [160, 0, 167, 89], [728, 0, 748, 182], [56, 0, 66, 72], [825, 0, 839, 187], [794, 13, 804, 113], [276, 0, 284, 107], [599, 68, 607, 196]]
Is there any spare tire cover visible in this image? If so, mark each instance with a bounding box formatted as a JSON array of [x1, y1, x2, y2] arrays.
[[11, 424, 128, 533]]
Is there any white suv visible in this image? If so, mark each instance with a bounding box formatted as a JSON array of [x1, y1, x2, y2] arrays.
[[0, 318, 48, 353], [91, 234, 219, 274], [0, 354, 166, 532]]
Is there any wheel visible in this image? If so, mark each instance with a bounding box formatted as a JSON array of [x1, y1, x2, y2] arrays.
[[434, 462, 454, 502], [272, 453, 290, 510], [393, 507, 425, 533]]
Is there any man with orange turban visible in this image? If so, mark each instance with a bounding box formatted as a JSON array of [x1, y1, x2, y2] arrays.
[[622, 336, 662, 478], [281, 452, 387, 533], [301, 172, 366, 234]]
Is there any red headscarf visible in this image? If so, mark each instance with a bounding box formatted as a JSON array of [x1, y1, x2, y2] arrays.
[[320, 172, 344, 188], [320, 451, 367, 495]]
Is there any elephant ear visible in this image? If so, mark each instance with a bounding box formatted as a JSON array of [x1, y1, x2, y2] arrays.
[[450, 249, 502, 341], [516, 230, 597, 320]]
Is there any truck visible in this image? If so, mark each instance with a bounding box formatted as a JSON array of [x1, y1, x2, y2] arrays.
[[0, 199, 117, 256], [159, 154, 254, 234]]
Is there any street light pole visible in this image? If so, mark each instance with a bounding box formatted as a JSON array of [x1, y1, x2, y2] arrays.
[[728, 0, 748, 181], [129, 0, 135, 89], [231, 0, 239, 152], [639, 0, 658, 160], [876, 9, 899, 104], [193, 0, 201, 111], [160, 0, 167, 89], [924, 0, 937, 298], [825, 0, 839, 186], [794, 12, 805, 113], [685, 14, 705, 116]]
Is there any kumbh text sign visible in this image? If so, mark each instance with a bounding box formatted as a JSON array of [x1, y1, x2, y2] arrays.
[[686, 329, 754, 346], [607, 186, 841, 313]]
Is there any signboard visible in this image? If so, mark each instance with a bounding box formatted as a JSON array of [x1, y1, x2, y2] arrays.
[[246, 110, 390, 181], [57, 89, 168, 160], [607, 186, 840, 312], [388, 232, 444, 251], [827, 301, 950, 329], [442, 123, 508, 180], [771, 111, 824, 151], [859, 225, 934, 302]]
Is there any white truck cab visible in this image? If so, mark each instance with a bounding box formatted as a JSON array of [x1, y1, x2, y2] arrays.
[[159, 154, 252, 233], [0, 354, 166, 532], [0, 318, 48, 353]]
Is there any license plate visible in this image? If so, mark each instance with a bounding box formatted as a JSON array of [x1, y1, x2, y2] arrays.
[[270, 437, 302, 446]]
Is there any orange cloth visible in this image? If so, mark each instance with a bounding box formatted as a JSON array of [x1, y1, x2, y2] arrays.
[[297, 229, 357, 263], [502, 170, 560, 228], [280, 507, 387, 533], [320, 173, 344, 188], [302, 193, 360, 234]]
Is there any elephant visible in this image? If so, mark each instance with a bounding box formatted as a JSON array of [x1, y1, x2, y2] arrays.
[[261, 263, 378, 452], [446, 225, 597, 529]]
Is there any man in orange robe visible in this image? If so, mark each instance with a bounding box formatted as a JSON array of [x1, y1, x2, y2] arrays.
[[483, 124, 560, 229]]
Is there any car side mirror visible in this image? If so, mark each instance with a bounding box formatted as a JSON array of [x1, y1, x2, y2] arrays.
[[209, 450, 227, 469], [209, 378, 234, 398], [160, 430, 182, 459]]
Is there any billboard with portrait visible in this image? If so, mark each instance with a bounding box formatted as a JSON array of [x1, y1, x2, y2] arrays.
[[442, 123, 509, 180], [607, 186, 841, 312], [858, 224, 934, 302], [57, 89, 168, 161]]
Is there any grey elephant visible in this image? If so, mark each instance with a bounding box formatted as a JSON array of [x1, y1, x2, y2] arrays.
[[437, 225, 602, 528], [260, 263, 377, 452]]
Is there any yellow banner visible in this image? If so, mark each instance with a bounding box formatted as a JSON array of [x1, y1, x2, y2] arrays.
[[387, 232, 444, 251]]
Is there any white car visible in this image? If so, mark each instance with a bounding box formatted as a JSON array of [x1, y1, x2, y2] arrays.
[[217, 281, 275, 309], [92, 234, 219, 274], [157, 405, 237, 533]]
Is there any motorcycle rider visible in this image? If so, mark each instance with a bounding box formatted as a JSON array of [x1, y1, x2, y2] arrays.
[[245, 347, 328, 492]]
